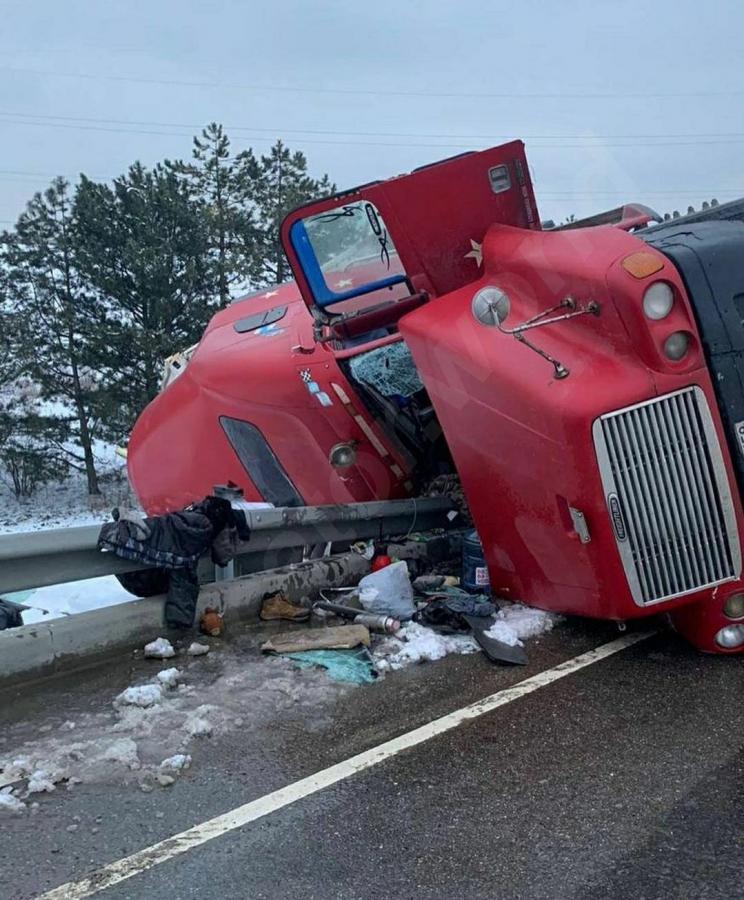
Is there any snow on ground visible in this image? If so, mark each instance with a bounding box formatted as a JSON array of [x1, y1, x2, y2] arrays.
[[486, 602, 563, 646], [0, 790, 27, 814], [374, 602, 563, 671], [6, 576, 137, 626], [374, 622, 478, 672], [0, 645, 351, 810], [0, 597, 566, 814], [0, 433, 132, 535]]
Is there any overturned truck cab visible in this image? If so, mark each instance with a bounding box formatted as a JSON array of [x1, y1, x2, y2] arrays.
[[128, 141, 744, 654]]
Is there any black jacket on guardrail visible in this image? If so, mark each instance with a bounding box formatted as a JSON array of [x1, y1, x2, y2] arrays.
[[97, 497, 249, 629], [0, 598, 24, 631]]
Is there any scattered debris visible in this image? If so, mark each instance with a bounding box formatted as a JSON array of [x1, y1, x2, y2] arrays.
[[358, 561, 416, 619], [200, 608, 224, 637], [144, 637, 176, 660], [286, 649, 377, 685], [466, 614, 527, 666], [416, 590, 496, 632], [0, 527, 568, 810], [351, 540, 375, 560], [262, 624, 370, 654], [370, 554, 392, 572], [313, 599, 400, 634], [413, 575, 459, 592], [115, 684, 164, 709], [426, 473, 472, 526], [461, 529, 490, 592], [260, 591, 310, 622], [0, 653, 348, 806]]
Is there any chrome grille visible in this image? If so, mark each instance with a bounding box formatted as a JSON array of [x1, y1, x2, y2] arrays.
[[593, 387, 741, 605]]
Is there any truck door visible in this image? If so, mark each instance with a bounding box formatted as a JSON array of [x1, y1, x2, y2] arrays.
[[279, 141, 539, 343]]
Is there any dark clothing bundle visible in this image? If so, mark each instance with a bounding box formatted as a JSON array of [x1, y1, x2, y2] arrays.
[[0, 598, 24, 631], [98, 497, 249, 629], [415, 589, 496, 634]]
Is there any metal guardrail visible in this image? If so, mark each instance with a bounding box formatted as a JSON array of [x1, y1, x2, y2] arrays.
[[0, 497, 455, 594]]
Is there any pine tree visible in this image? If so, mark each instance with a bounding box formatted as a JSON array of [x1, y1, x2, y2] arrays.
[[251, 141, 334, 286], [169, 123, 262, 305], [74, 162, 215, 436], [1, 179, 101, 495]]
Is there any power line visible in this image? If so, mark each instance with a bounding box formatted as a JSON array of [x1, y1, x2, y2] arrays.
[[1, 109, 743, 143], [2, 65, 744, 100], [2, 115, 744, 151]]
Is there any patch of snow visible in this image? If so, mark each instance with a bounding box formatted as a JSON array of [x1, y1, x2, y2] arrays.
[[187, 642, 210, 657], [0, 652, 349, 802], [93, 738, 140, 770], [374, 622, 478, 672], [144, 638, 175, 660], [8, 757, 31, 777], [183, 707, 214, 738], [156, 668, 180, 689], [374, 603, 562, 671], [495, 602, 562, 643], [26, 770, 58, 794], [0, 792, 26, 814], [484, 620, 522, 647], [14, 576, 136, 626], [160, 753, 191, 772], [115, 684, 163, 709], [0, 438, 131, 536]]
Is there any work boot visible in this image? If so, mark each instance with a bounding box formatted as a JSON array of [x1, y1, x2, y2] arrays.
[[260, 592, 310, 622]]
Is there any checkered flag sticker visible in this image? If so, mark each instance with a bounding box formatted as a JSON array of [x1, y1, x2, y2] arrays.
[[299, 369, 312, 383]]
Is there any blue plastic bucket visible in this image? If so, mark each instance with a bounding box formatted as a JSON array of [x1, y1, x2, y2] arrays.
[[462, 530, 490, 593]]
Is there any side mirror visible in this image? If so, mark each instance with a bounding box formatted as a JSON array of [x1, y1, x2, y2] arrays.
[[471, 287, 510, 327]]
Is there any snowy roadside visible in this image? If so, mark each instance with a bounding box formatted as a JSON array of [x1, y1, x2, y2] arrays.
[[0, 602, 563, 815], [0, 457, 139, 622], [0, 641, 351, 814], [0, 434, 131, 535]]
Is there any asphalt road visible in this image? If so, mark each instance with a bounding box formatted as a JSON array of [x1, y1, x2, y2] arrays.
[[1, 617, 742, 900]]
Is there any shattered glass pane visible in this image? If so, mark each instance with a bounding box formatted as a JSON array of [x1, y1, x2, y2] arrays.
[[349, 342, 424, 398]]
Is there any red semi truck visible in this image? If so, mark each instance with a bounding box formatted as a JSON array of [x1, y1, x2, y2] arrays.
[[128, 141, 744, 654]]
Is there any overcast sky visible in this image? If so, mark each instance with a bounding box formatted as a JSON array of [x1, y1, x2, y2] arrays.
[[1, 0, 742, 229]]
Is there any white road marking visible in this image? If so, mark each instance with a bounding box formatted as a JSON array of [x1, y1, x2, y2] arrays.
[[37, 630, 654, 900]]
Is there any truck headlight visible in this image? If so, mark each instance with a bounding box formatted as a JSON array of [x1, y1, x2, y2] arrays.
[[714, 625, 744, 649], [643, 282, 674, 320], [663, 331, 689, 360], [329, 442, 357, 468], [723, 593, 744, 620]]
